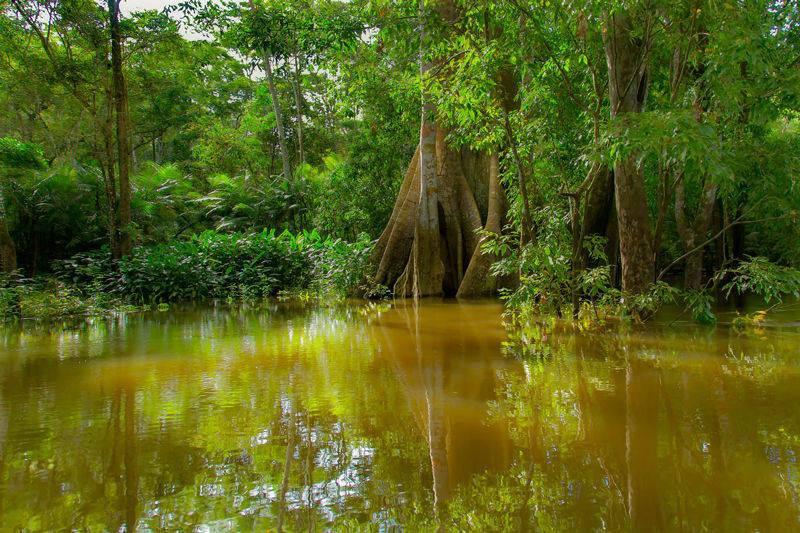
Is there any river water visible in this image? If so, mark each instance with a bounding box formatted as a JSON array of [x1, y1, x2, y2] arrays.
[[0, 300, 798, 531]]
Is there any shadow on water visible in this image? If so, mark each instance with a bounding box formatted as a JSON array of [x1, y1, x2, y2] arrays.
[[0, 299, 798, 530]]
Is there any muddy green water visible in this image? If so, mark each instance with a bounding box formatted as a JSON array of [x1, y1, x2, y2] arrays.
[[0, 300, 799, 531]]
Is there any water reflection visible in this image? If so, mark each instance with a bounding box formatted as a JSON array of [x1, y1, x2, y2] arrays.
[[0, 301, 798, 530]]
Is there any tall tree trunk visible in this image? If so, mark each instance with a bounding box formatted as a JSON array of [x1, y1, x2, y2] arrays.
[[395, 2, 445, 298], [249, 0, 292, 183], [102, 151, 120, 258], [109, 0, 132, 257], [293, 55, 305, 173], [603, 13, 654, 293], [366, 0, 498, 298], [264, 55, 292, 183]]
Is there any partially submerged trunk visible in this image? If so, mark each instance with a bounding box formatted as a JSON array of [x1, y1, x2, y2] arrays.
[[368, 127, 493, 298], [457, 151, 509, 297], [395, 23, 445, 298], [578, 163, 619, 273], [603, 12, 655, 294], [368, 1, 497, 298]]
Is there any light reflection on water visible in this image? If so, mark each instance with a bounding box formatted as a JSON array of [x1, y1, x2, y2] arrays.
[[0, 300, 798, 531]]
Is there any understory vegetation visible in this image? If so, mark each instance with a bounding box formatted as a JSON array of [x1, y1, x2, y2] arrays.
[[0, 229, 372, 320], [0, 0, 799, 325]]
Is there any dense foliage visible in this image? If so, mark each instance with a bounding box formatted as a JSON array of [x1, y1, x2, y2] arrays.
[[0, 0, 798, 322]]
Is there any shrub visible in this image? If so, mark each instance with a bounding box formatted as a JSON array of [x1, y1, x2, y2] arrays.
[[0, 277, 129, 321], [56, 229, 374, 304]]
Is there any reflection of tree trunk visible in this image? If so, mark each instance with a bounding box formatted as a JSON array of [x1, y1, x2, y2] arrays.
[[123, 386, 138, 532], [425, 355, 450, 509], [277, 403, 296, 533], [626, 357, 661, 531], [0, 381, 8, 526], [105, 389, 122, 531]]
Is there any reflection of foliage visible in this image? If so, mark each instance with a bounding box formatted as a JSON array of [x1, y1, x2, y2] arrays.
[[472, 318, 800, 531], [0, 303, 433, 530]]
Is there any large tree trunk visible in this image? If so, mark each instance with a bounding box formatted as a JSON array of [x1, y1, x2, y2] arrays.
[[109, 0, 132, 257], [370, 1, 494, 299], [604, 13, 654, 293], [368, 1, 510, 298], [370, 124, 490, 298], [457, 151, 508, 297], [394, 5, 445, 298]]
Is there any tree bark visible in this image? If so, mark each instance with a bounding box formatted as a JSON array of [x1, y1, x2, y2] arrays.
[[457, 151, 508, 297], [675, 177, 718, 290], [109, 0, 132, 257], [603, 12, 654, 293], [366, 0, 503, 299], [0, 212, 17, 275], [293, 55, 305, 174], [395, 4, 445, 298], [247, 0, 292, 183]]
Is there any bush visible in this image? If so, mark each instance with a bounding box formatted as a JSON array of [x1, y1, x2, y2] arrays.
[[56, 229, 374, 304], [0, 277, 129, 321]]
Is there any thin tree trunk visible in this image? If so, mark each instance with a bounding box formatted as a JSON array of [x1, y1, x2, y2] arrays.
[[248, 0, 292, 183], [109, 0, 132, 257], [293, 55, 305, 174], [0, 211, 17, 275], [502, 108, 534, 245], [264, 56, 292, 182]]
